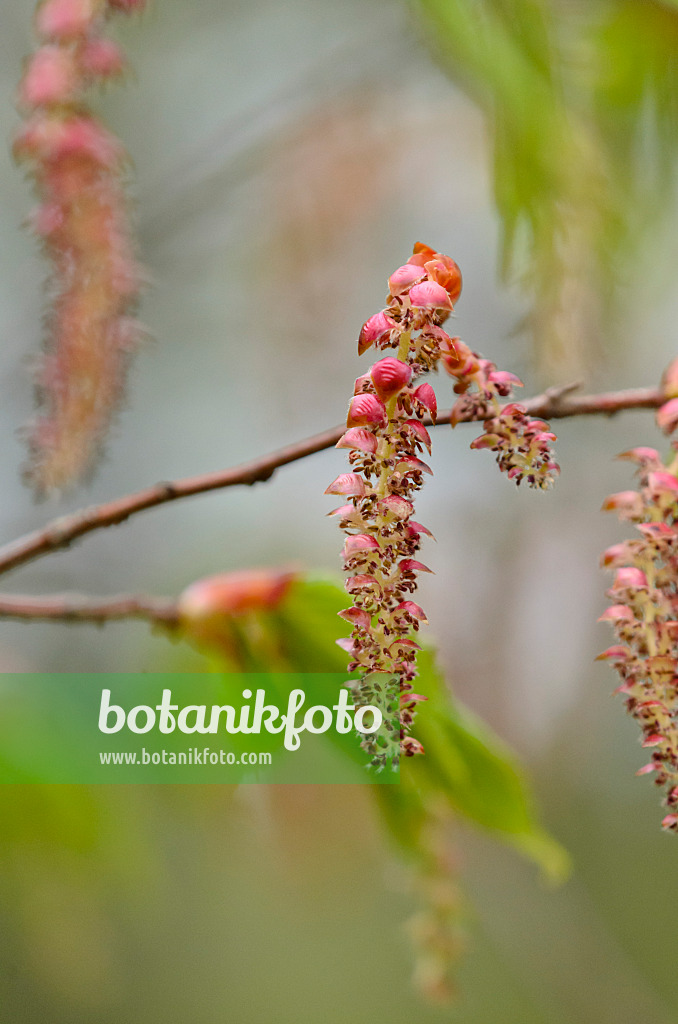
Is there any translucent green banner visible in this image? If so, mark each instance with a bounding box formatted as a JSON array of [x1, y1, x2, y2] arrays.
[[0, 673, 400, 784]]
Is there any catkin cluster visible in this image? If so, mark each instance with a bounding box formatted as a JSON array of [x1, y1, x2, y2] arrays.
[[15, 0, 146, 493], [600, 371, 678, 829]]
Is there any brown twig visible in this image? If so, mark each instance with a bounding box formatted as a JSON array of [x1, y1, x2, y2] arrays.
[[0, 592, 180, 627], [0, 384, 664, 583]]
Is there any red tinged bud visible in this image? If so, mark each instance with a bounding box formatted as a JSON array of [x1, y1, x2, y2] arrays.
[[647, 471, 678, 495], [408, 281, 454, 311], [36, 0, 96, 39], [358, 311, 399, 355], [345, 575, 381, 594], [343, 535, 380, 559], [413, 383, 437, 421], [424, 256, 462, 304], [396, 457, 433, 476], [378, 495, 414, 519], [409, 242, 437, 265], [398, 559, 434, 574], [388, 263, 425, 297], [395, 601, 428, 622], [595, 646, 632, 662], [642, 734, 667, 747], [404, 419, 432, 453], [324, 473, 367, 497], [338, 607, 371, 629], [81, 38, 126, 78], [346, 393, 387, 429], [487, 370, 523, 388], [408, 521, 434, 539], [616, 447, 661, 467], [370, 358, 412, 401], [611, 567, 647, 589], [601, 491, 644, 519], [335, 428, 378, 454], [597, 605, 634, 622], [20, 47, 78, 107]]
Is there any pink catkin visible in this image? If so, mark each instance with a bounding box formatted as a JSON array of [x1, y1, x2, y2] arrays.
[[15, 0, 145, 493]]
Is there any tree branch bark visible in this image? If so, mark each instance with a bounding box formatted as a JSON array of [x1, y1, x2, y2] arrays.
[[0, 593, 179, 627], [0, 383, 664, 583]]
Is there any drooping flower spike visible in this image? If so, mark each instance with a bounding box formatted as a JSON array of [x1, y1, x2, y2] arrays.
[[15, 0, 146, 493], [327, 244, 559, 767], [600, 434, 678, 830]]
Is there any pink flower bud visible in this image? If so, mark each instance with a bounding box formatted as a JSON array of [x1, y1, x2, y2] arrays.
[[345, 575, 380, 594], [595, 645, 631, 662], [335, 427, 378, 454], [404, 419, 431, 453], [347, 393, 387, 429], [657, 398, 678, 435], [81, 38, 126, 78], [338, 607, 371, 629], [597, 605, 635, 622], [397, 457, 433, 476], [343, 534, 380, 558], [612, 567, 647, 589], [36, 0, 96, 39], [388, 263, 425, 297], [408, 281, 454, 311], [647, 471, 678, 495], [326, 504, 354, 517], [487, 370, 523, 388], [398, 559, 434, 574], [20, 47, 78, 107], [395, 601, 428, 622], [358, 311, 399, 355], [378, 495, 414, 519], [335, 637, 356, 654], [617, 447, 661, 466], [424, 254, 462, 303], [408, 521, 434, 539], [402, 737, 425, 757], [413, 383, 437, 421], [470, 434, 500, 450], [324, 473, 367, 497], [642, 734, 666, 747], [601, 491, 644, 519], [353, 372, 373, 394], [369, 357, 412, 401], [600, 542, 636, 568]]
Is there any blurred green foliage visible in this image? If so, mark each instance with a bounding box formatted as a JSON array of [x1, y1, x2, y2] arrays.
[[417, 0, 678, 372], [183, 577, 568, 879]]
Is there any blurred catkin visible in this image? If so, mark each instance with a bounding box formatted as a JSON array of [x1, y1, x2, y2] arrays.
[[14, 0, 146, 495]]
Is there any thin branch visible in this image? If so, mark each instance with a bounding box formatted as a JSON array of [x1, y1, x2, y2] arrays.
[[0, 593, 180, 627], [0, 383, 664, 581]]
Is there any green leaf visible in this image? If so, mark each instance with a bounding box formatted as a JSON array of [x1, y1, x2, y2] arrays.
[[180, 576, 569, 879]]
